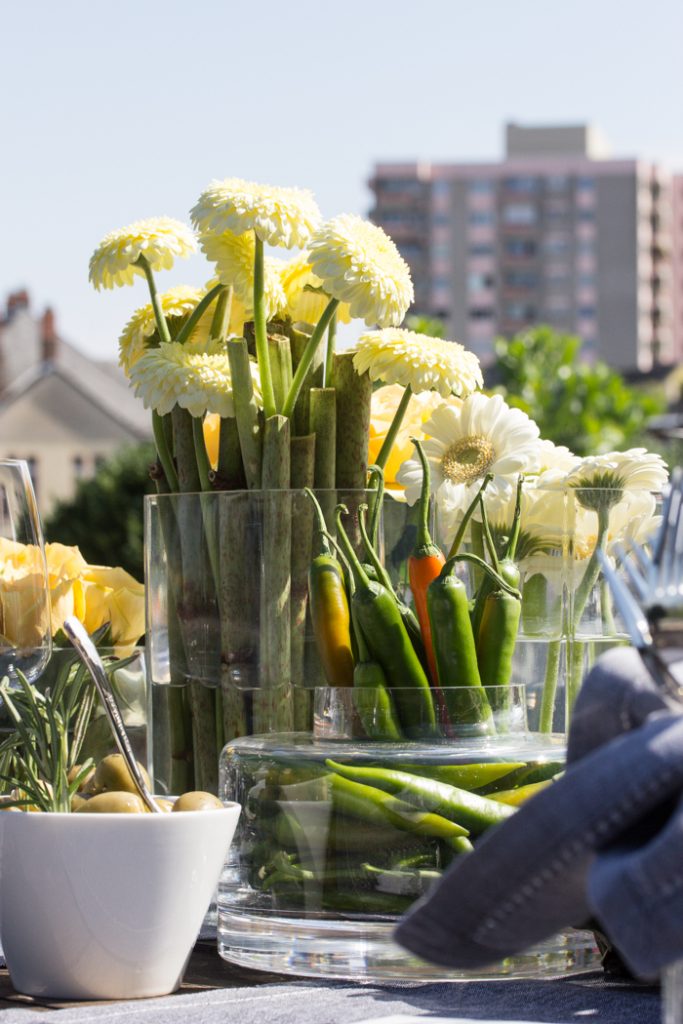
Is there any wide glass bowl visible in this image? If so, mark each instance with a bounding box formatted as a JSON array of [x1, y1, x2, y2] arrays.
[[217, 685, 599, 981]]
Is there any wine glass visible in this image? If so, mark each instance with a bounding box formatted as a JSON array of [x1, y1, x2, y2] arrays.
[[0, 460, 52, 685]]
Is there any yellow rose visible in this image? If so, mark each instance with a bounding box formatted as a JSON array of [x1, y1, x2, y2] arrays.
[[0, 539, 50, 648], [44, 543, 89, 632], [80, 565, 145, 654], [368, 385, 445, 493]]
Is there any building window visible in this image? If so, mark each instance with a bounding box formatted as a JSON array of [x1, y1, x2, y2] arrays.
[[378, 179, 424, 196], [432, 243, 450, 259], [469, 307, 494, 320], [577, 209, 595, 222], [504, 302, 536, 321], [468, 243, 495, 257], [73, 455, 85, 480], [576, 176, 595, 192], [433, 213, 450, 226], [468, 210, 495, 226], [504, 238, 536, 257], [502, 203, 537, 226], [577, 273, 595, 287], [94, 454, 107, 471], [576, 240, 595, 255], [546, 175, 570, 192], [468, 180, 495, 195], [504, 270, 538, 289], [433, 275, 451, 288], [578, 306, 596, 318], [543, 237, 570, 255], [432, 180, 451, 197], [398, 243, 423, 260], [503, 176, 540, 194], [467, 272, 495, 291]]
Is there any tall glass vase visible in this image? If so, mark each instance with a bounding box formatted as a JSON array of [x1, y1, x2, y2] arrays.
[[144, 489, 372, 796]]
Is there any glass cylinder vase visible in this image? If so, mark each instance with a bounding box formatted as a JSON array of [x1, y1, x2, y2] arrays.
[[145, 489, 374, 796], [217, 685, 598, 981]]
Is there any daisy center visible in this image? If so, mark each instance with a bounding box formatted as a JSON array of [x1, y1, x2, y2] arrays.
[[441, 436, 495, 484]]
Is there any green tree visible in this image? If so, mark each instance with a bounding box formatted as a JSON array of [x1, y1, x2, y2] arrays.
[[493, 327, 665, 456], [45, 444, 156, 580]]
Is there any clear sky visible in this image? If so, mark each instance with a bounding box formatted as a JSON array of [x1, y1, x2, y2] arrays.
[[2, 0, 682, 359]]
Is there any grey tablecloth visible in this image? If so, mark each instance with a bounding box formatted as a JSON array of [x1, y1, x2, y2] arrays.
[[0, 971, 659, 1024]]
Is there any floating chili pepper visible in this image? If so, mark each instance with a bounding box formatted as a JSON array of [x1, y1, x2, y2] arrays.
[[328, 771, 469, 843], [334, 505, 436, 737], [408, 439, 446, 687], [304, 489, 354, 687], [326, 759, 513, 835]]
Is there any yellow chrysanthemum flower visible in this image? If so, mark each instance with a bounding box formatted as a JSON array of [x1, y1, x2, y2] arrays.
[[354, 328, 483, 398], [200, 230, 286, 321], [88, 217, 196, 290], [307, 215, 414, 327], [278, 252, 351, 325], [191, 178, 321, 249], [118, 285, 214, 375], [129, 341, 261, 418]]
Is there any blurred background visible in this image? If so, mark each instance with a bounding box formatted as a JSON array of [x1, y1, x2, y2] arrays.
[[1, 0, 682, 575]]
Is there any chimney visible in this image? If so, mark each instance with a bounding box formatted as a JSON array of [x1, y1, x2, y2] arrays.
[[6, 290, 29, 320], [41, 307, 58, 363]]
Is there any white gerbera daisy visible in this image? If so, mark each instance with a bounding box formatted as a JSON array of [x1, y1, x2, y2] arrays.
[[565, 448, 668, 513], [190, 178, 321, 249], [308, 215, 414, 327], [354, 328, 482, 398], [396, 393, 542, 541], [89, 217, 196, 290]]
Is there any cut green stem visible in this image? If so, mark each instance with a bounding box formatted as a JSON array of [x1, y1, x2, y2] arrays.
[[324, 311, 337, 388], [282, 297, 339, 419], [175, 283, 225, 347], [152, 410, 179, 492], [253, 236, 277, 419], [137, 255, 171, 345], [375, 385, 412, 470]]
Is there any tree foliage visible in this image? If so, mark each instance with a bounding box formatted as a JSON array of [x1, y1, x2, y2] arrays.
[[493, 327, 665, 456], [45, 444, 156, 581]]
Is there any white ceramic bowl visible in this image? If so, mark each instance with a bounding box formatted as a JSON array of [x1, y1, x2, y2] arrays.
[[0, 804, 240, 1000]]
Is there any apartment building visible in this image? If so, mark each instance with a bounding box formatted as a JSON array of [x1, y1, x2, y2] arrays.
[[370, 124, 683, 371]]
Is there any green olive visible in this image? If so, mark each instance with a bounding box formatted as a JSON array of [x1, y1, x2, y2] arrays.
[[90, 754, 151, 796], [68, 765, 95, 792], [172, 791, 224, 812], [70, 793, 89, 812], [75, 792, 147, 814], [155, 798, 174, 813]]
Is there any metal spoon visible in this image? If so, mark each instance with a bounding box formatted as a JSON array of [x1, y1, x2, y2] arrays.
[[63, 616, 163, 813]]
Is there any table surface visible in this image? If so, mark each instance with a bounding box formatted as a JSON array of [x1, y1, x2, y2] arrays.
[[0, 942, 662, 1024]]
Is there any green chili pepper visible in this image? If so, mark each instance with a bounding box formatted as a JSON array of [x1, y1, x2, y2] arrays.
[[477, 760, 564, 793], [361, 862, 442, 897], [427, 560, 482, 691], [476, 589, 522, 687], [489, 780, 553, 805], [273, 809, 435, 855], [471, 476, 523, 639], [335, 505, 436, 736], [304, 489, 354, 687], [328, 772, 470, 842], [357, 503, 428, 672], [326, 760, 513, 836], [397, 761, 526, 790]]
